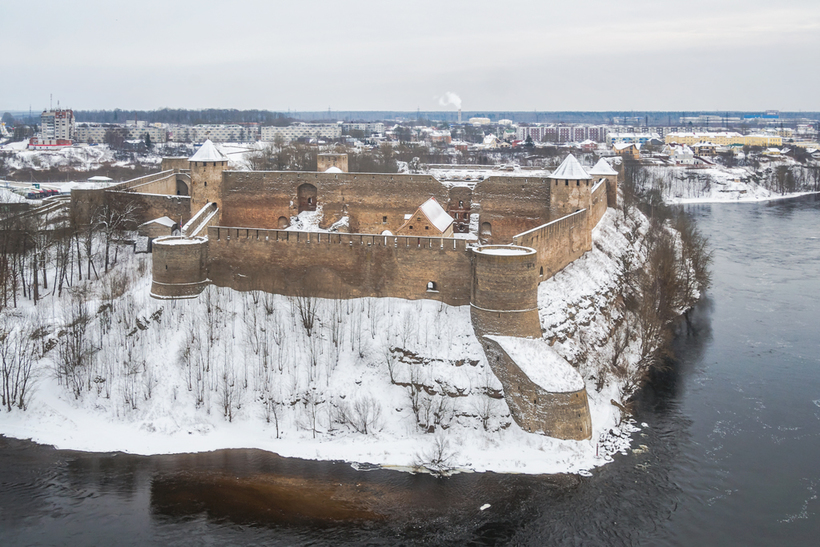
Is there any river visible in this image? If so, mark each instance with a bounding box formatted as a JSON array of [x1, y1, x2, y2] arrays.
[[1, 195, 818, 545]]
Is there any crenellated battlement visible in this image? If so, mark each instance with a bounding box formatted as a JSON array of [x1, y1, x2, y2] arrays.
[[208, 226, 471, 252]]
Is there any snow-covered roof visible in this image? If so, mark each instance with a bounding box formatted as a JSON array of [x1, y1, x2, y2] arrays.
[[418, 197, 453, 232], [190, 139, 227, 162], [588, 158, 618, 176], [548, 154, 591, 180], [140, 216, 177, 228], [474, 245, 535, 257], [486, 335, 585, 392], [324, 166, 342, 173]]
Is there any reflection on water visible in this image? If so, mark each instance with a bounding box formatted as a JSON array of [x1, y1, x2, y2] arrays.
[[1, 195, 819, 545]]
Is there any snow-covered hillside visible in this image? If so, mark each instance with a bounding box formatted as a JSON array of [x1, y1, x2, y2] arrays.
[[0, 209, 653, 475], [0, 141, 260, 175], [637, 161, 820, 204], [1, 142, 126, 171]]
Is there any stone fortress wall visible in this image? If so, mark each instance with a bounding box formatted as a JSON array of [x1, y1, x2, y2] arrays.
[[199, 227, 473, 304], [70, 165, 192, 227], [482, 337, 593, 439], [72, 149, 620, 442]]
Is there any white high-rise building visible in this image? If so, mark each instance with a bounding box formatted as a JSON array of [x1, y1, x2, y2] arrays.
[[28, 108, 76, 149], [40, 109, 75, 141]]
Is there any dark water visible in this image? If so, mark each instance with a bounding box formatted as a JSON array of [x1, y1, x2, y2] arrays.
[[2, 196, 819, 546]]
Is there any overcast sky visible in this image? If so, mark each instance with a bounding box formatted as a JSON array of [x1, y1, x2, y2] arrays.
[[3, 0, 819, 113]]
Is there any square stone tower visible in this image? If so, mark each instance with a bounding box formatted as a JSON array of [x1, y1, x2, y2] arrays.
[[547, 154, 592, 220], [317, 153, 348, 173], [189, 140, 228, 212]]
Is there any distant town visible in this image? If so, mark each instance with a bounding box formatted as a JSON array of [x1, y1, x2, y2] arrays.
[[3, 108, 819, 154], [1, 107, 819, 204]]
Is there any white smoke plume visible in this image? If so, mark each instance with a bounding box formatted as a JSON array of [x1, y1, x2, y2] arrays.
[[438, 92, 462, 110]]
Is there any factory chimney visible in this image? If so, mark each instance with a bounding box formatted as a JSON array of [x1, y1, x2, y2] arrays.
[[458, 108, 462, 124]]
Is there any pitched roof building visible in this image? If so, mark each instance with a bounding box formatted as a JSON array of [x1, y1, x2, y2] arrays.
[[396, 197, 454, 237]]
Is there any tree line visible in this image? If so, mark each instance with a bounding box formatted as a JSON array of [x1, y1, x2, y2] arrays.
[[75, 109, 296, 126]]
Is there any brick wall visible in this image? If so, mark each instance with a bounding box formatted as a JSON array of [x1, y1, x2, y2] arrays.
[[70, 187, 107, 225], [207, 227, 472, 304], [471, 176, 551, 244], [151, 236, 209, 298], [317, 153, 348, 173], [470, 246, 541, 339], [127, 172, 178, 195], [107, 191, 192, 227], [547, 177, 593, 220], [190, 161, 227, 211], [219, 171, 450, 235], [71, 170, 184, 225], [482, 337, 592, 440], [589, 180, 608, 230], [513, 209, 591, 280], [161, 157, 190, 171]]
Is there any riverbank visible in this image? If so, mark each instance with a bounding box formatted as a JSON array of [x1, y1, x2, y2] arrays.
[[668, 190, 820, 204]]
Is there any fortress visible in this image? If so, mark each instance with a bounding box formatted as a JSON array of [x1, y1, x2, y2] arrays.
[[70, 144, 620, 442]]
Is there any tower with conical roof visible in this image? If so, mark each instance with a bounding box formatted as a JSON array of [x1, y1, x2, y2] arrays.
[[588, 158, 619, 208], [547, 154, 592, 219], [189, 139, 227, 212]]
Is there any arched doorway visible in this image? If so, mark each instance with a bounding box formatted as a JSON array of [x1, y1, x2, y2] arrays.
[[297, 183, 318, 213]]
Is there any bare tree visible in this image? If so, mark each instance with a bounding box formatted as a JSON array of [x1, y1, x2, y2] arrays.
[[0, 321, 37, 411], [301, 388, 324, 438], [93, 198, 142, 273], [292, 292, 318, 337], [56, 290, 94, 399], [413, 434, 458, 477]]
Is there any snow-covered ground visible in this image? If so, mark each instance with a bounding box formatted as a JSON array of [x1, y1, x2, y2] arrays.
[[0, 208, 648, 475], [0, 186, 28, 203], [0, 141, 132, 172], [217, 142, 262, 169], [641, 163, 820, 204], [427, 165, 552, 187]]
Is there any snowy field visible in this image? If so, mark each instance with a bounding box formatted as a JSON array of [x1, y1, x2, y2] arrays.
[[0, 209, 648, 475]]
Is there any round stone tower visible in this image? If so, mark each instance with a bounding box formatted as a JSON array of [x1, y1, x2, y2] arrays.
[[189, 140, 227, 212], [470, 245, 541, 339], [150, 236, 209, 299]]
